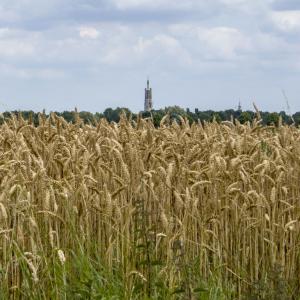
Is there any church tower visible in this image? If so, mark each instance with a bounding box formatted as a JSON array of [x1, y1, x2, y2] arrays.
[[144, 79, 153, 111]]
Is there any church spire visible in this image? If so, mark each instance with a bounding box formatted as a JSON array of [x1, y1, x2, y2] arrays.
[[238, 100, 242, 112], [144, 78, 153, 111]]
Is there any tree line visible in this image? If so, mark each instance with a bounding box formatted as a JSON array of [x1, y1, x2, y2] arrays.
[[1, 106, 300, 126]]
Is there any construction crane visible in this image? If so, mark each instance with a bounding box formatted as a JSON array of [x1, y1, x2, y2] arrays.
[[282, 89, 295, 124]]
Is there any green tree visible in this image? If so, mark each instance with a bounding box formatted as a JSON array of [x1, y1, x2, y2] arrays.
[[266, 112, 280, 126], [238, 111, 252, 124]]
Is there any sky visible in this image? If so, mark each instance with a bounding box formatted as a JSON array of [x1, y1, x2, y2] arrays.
[[0, 0, 299, 113]]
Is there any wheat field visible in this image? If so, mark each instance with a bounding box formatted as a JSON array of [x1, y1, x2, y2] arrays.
[[0, 112, 300, 299]]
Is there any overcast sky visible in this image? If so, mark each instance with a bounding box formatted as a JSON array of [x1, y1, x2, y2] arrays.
[[0, 0, 299, 113]]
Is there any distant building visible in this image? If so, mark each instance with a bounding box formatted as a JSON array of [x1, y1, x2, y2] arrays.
[[238, 101, 242, 112], [144, 79, 153, 111]]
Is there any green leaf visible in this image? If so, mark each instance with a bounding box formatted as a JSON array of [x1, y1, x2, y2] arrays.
[[138, 260, 149, 266], [172, 288, 185, 294], [193, 287, 209, 293], [151, 260, 163, 266]]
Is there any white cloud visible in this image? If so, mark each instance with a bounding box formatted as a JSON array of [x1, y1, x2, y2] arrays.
[[0, 5, 19, 22], [0, 28, 10, 38], [169, 24, 251, 61], [0, 21, 296, 75], [109, 0, 272, 14], [220, 0, 273, 7], [197, 27, 251, 60], [91, 25, 192, 67], [0, 39, 35, 57], [0, 63, 66, 79], [0, 28, 42, 59], [109, 0, 200, 10], [271, 10, 300, 32], [79, 27, 100, 39], [133, 35, 191, 64]]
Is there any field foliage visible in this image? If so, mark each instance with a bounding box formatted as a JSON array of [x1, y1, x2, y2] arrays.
[[0, 113, 300, 299]]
